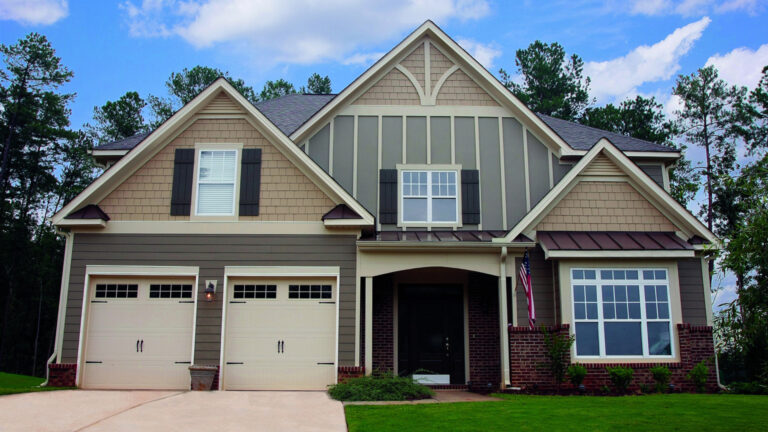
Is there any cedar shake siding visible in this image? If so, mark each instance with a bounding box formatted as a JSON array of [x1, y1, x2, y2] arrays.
[[62, 233, 358, 365], [98, 117, 335, 221], [352, 68, 421, 105], [435, 69, 499, 106]]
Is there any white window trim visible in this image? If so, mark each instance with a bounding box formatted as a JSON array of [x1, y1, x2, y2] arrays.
[[570, 267, 676, 361], [191, 143, 243, 219], [396, 164, 462, 228]]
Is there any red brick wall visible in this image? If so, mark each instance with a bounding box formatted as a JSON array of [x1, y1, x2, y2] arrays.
[[372, 282, 394, 372], [509, 323, 718, 392], [47, 363, 77, 387], [468, 274, 501, 393]]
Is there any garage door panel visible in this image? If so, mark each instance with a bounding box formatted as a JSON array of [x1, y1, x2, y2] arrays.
[[223, 277, 337, 390], [83, 277, 195, 390]]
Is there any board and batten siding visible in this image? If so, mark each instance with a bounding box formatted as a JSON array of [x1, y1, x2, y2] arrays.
[[62, 233, 358, 366], [304, 114, 554, 231]]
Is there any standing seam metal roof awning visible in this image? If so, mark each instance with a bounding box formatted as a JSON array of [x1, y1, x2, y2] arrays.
[[359, 231, 532, 243], [538, 231, 693, 251]]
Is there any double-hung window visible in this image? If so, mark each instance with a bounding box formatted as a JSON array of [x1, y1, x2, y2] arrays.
[[571, 268, 673, 358], [196, 150, 237, 215], [401, 170, 458, 224]]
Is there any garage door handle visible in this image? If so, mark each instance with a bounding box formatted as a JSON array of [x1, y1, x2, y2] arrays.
[[137, 339, 140, 352], [281, 340, 285, 353], [140, 339, 144, 353]]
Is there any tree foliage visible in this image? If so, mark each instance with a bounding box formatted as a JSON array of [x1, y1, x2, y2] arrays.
[[260, 78, 297, 101], [500, 40, 592, 120], [86, 91, 148, 144], [0, 33, 92, 376], [300, 73, 332, 94]]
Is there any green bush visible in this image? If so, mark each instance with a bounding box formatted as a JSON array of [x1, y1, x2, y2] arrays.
[[566, 364, 587, 387], [687, 360, 710, 393], [650, 365, 672, 393], [728, 381, 768, 395], [606, 366, 634, 394], [327, 373, 434, 401], [542, 329, 575, 390]]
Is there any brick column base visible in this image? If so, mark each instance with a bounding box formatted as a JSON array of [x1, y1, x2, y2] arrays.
[[338, 366, 365, 383], [47, 363, 77, 387], [509, 323, 718, 393]]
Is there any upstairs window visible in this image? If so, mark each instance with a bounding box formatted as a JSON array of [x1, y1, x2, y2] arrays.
[[401, 170, 458, 224], [196, 150, 237, 215]]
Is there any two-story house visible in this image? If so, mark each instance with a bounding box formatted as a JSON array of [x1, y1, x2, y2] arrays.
[[47, 21, 718, 392]]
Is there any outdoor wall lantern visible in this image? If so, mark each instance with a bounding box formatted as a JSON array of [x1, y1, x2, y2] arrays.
[[205, 280, 217, 302]]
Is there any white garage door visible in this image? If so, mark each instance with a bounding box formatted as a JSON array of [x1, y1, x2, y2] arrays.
[[223, 277, 337, 390], [82, 277, 195, 389]]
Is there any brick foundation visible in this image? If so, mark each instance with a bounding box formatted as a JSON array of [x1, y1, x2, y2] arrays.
[[467, 275, 501, 393], [47, 363, 77, 387], [372, 283, 394, 372], [338, 366, 365, 382], [509, 323, 718, 392]]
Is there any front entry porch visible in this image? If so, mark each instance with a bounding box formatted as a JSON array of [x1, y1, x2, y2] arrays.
[[364, 267, 506, 391]]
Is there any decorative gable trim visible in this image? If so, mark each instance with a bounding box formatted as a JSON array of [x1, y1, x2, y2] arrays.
[[497, 138, 719, 246], [51, 79, 374, 226], [289, 21, 577, 158]]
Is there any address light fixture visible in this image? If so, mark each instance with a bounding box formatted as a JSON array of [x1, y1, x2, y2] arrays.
[[205, 280, 216, 302]]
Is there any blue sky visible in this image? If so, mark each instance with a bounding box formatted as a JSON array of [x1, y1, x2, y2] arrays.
[[2, 0, 767, 305]]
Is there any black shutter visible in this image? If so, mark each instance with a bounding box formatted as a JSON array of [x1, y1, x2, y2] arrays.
[[239, 148, 262, 216], [379, 169, 398, 224], [461, 169, 480, 224], [170, 148, 195, 216]]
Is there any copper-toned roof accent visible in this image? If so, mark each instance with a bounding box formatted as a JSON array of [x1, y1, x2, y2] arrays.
[[538, 231, 692, 251], [321, 204, 363, 220], [65, 204, 110, 221], [360, 230, 513, 243]]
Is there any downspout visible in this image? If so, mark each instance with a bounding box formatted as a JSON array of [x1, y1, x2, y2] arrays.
[[43, 228, 73, 387]]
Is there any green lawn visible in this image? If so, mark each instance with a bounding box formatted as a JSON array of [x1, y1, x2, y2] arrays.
[[345, 394, 768, 432], [0, 372, 72, 396]]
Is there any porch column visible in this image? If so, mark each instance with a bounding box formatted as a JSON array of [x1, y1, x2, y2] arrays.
[[364, 276, 373, 375], [499, 247, 511, 388]]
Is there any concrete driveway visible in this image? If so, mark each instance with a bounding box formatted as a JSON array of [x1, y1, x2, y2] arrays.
[[0, 390, 347, 432]]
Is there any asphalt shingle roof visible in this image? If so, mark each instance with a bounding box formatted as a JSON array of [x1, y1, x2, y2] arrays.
[[93, 95, 677, 154], [535, 113, 675, 152]]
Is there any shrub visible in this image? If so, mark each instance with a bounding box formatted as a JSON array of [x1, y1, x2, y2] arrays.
[[566, 364, 587, 387], [728, 381, 768, 395], [542, 329, 575, 390], [650, 365, 672, 393], [687, 360, 710, 393], [606, 366, 634, 394], [327, 373, 434, 401]]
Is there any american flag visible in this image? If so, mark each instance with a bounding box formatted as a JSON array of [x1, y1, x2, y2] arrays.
[[519, 250, 536, 329]]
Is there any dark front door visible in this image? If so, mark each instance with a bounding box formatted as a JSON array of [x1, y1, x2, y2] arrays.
[[398, 284, 465, 384]]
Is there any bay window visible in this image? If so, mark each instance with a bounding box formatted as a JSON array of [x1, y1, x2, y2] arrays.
[[571, 268, 673, 358], [401, 170, 458, 224], [196, 150, 237, 215]]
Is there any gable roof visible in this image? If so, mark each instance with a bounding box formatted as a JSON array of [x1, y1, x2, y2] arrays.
[[536, 114, 676, 153], [52, 78, 374, 226], [496, 137, 718, 246]]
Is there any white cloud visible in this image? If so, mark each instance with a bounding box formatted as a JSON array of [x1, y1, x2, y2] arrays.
[[705, 44, 768, 88], [456, 38, 501, 69], [627, 0, 764, 16], [584, 17, 710, 103], [0, 0, 68, 25], [342, 52, 386, 66], [120, 0, 491, 64]]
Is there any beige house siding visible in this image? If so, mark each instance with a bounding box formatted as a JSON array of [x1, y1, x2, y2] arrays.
[[198, 92, 244, 115], [537, 181, 679, 232], [430, 43, 454, 84], [98, 117, 335, 221], [352, 68, 421, 105], [400, 43, 425, 90], [436, 69, 499, 106]]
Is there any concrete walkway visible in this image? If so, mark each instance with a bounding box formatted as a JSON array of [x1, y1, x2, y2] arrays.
[[0, 390, 347, 432]]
